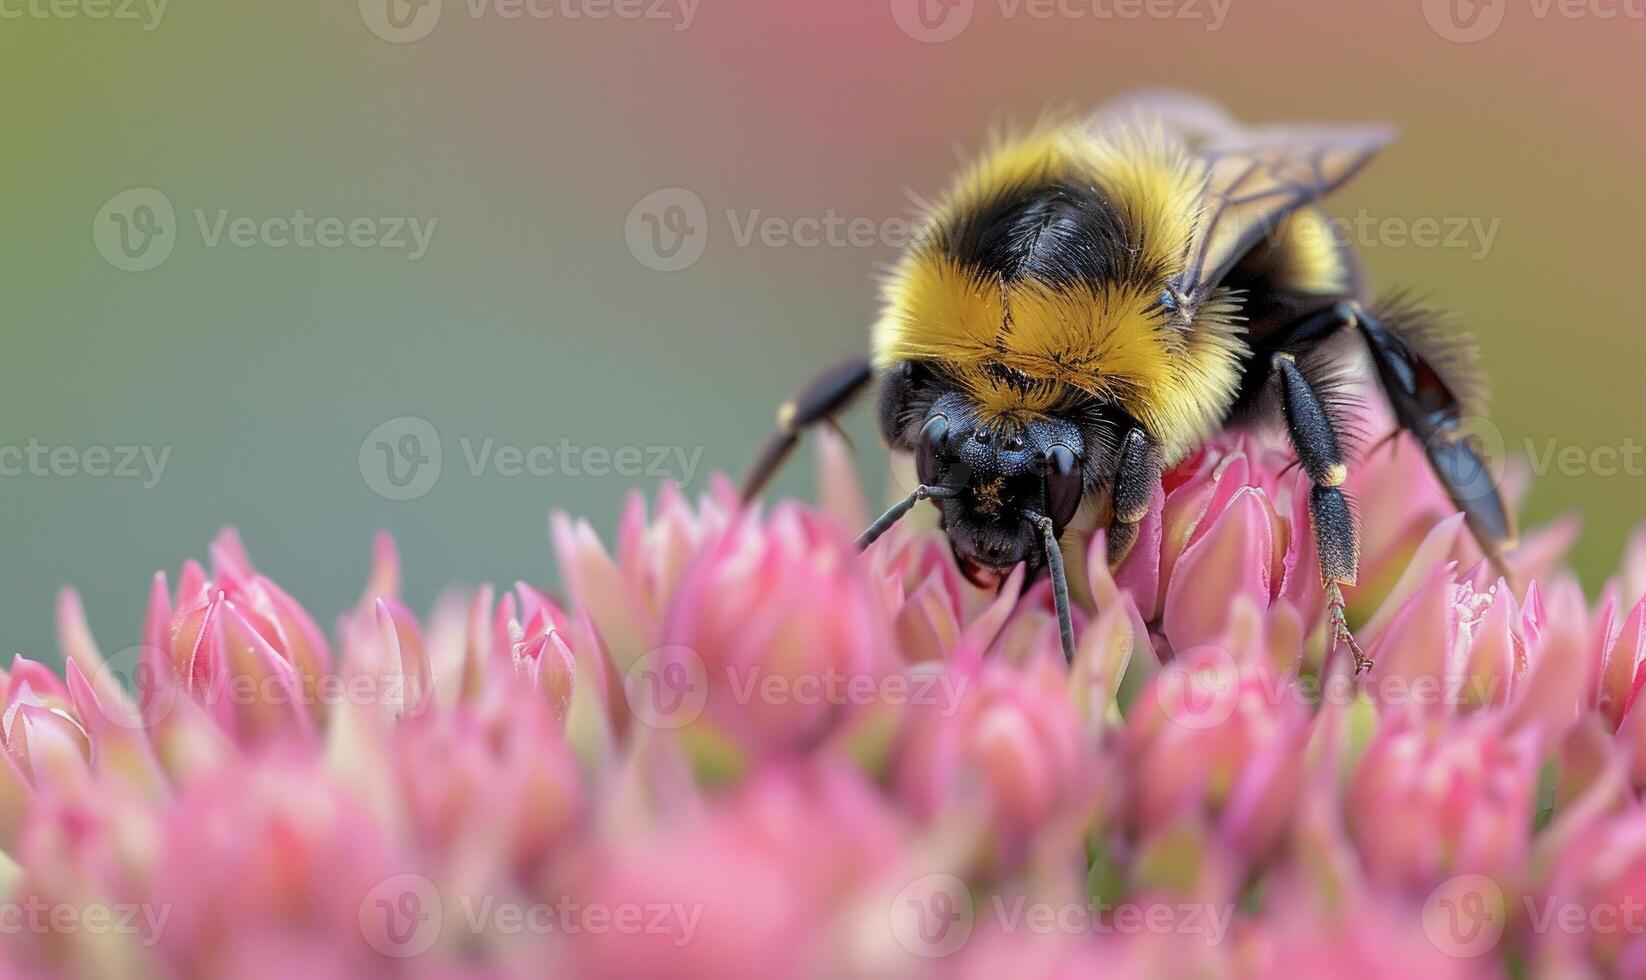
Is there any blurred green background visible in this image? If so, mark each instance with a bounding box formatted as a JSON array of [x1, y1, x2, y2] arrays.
[[2, 0, 1641, 660]]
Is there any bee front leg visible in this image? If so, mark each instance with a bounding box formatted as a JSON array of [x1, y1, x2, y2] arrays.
[[741, 356, 875, 502], [1106, 428, 1160, 568], [1273, 352, 1370, 675]]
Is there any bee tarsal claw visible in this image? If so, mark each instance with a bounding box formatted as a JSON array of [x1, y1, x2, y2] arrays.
[[1326, 582, 1372, 674]]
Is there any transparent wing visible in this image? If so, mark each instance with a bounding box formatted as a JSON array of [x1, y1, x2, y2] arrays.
[[1176, 126, 1394, 308], [1087, 92, 1394, 314]]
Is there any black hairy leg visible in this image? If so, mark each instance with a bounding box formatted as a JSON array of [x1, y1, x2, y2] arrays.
[[1273, 350, 1370, 674], [1106, 428, 1160, 568], [741, 356, 875, 502], [1353, 300, 1517, 578]]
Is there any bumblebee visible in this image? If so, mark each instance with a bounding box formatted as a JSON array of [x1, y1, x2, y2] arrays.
[[741, 92, 1514, 671]]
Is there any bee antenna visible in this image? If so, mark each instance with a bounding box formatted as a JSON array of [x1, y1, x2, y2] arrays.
[[1025, 511, 1077, 664], [855, 484, 959, 552]]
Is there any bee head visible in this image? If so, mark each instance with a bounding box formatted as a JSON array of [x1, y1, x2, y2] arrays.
[[914, 392, 1087, 589]]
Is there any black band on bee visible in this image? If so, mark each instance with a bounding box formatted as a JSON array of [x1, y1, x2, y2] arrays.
[[936, 179, 1135, 293]]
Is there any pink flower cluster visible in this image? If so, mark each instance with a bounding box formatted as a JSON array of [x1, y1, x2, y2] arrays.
[[4, 422, 1646, 979]]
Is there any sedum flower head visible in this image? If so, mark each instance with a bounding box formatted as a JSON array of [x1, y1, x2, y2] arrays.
[[3, 421, 1645, 978]]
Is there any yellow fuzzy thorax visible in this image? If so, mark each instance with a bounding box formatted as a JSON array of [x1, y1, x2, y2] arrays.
[[873, 121, 1251, 463]]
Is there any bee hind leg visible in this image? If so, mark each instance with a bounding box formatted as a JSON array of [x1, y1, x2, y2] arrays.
[[1273, 351, 1371, 675], [1352, 302, 1518, 581], [740, 356, 875, 502]]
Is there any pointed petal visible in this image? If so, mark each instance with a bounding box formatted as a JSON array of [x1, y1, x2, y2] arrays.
[[1113, 483, 1165, 621], [357, 531, 401, 613], [374, 598, 433, 719], [1363, 564, 1457, 714], [1599, 598, 1646, 728], [1360, 513, 1466, 640], [815, 426, 870, 535], [1162, 487, 1275, 651]]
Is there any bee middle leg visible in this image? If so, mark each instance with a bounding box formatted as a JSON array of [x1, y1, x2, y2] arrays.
[[1272, 349, 1370, 674]]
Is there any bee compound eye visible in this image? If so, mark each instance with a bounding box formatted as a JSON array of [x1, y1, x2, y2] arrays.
[[1044, 444, 1082, 530], [916, 414, 949, 487]]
